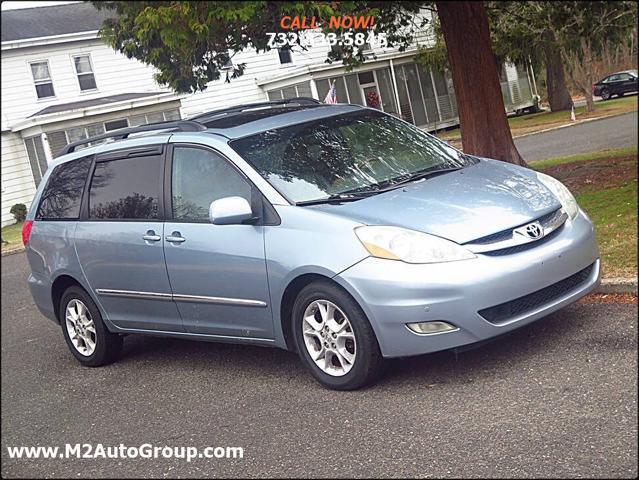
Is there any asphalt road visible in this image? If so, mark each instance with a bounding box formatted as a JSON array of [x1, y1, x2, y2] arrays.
[[516, 110, 638, 162], [1, 252, 637, 478]]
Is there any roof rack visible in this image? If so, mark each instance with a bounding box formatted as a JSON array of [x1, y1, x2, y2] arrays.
[[58, 120, 207, 156], [190, 97, 322, 122]]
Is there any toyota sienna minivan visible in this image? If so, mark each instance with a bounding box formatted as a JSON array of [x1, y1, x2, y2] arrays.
[[24, 98, 600, 390]]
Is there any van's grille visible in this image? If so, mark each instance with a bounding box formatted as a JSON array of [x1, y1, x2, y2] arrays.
[[478, 263, 595, 324], [467, 208, 565, 246], [481, 227, 562, 256]]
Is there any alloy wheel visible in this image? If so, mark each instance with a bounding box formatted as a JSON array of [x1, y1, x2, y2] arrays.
[[65, 299, 97, 357], [302, 299, 356, 376]]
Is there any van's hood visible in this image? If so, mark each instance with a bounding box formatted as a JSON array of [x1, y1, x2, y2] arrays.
[[313, 158, 562, 244]]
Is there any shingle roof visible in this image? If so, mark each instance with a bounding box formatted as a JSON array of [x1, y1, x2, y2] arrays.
[[1, 2, 114, 42], [29, 92, 165, 117]]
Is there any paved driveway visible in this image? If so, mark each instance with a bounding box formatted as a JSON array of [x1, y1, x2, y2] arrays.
[[516, 111, 638, 162], [1, 252, 637, 478]]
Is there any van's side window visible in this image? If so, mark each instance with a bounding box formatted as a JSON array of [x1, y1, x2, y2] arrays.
[[89, 155, 162, 220], [36, 157, 92, 220], [171, 147, 251, 222]]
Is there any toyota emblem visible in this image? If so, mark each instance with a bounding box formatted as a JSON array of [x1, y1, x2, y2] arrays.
[[514, 221, 544, 240]]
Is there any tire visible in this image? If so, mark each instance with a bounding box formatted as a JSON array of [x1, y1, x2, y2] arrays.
[[600, 88, 611, 100], [292, 281, 383, 390], [59, 286, 123, 367]]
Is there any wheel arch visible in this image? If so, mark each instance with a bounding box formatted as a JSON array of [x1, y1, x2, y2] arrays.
[[51, 274, 92, 324], [279, 273, 332, 352], [278, 271, 379, 353]]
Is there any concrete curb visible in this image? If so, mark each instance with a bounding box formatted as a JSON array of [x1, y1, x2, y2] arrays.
[[1, 246, 24, 257], [598, 277, 638, 295]]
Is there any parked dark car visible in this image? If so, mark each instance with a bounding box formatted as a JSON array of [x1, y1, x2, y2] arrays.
[[593, 70, 638, 100]]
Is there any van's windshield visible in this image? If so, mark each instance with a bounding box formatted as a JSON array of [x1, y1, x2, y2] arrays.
[[230, 110, 474, 204]]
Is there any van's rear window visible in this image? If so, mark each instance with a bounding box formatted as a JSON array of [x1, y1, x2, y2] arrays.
[[36, 157, 92, 220]]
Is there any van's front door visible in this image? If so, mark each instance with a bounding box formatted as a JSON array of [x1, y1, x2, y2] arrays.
[[163, 144, 273, 340], [74, 143, 182, 331]]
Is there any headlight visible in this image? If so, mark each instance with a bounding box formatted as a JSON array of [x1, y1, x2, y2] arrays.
[[354, 226, 476, 264], [536, 171, 578, 219]]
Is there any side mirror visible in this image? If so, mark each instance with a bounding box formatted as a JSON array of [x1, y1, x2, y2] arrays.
[[209, 196, 254, 225]]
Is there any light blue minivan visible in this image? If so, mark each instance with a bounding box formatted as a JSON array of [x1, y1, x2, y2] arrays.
[[24, 99, 600, 389]]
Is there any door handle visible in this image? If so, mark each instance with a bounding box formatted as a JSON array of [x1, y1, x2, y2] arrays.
[[165, 231, 186, 244], [142, 230, 161, 242]]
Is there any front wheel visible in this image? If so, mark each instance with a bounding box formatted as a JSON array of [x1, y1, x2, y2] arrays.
[[292, 281, 383, 390]]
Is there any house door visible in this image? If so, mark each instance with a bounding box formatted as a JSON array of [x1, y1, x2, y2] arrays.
[[358, 71, 382, 110]]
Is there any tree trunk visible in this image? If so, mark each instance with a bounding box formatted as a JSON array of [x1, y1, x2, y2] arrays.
[[542, 30, 574, 112], [436, 1, 526, 166]]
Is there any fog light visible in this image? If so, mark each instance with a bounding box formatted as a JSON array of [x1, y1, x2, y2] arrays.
[[406, 321, 458, 335]]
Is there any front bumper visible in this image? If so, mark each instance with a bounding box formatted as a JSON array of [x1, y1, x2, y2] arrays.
[[335, 210, 600, 358]]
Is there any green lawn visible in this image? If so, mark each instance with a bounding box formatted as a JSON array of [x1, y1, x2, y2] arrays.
[[532, 146, 638, 170], [575, 182, 637, 278], [533, 148, 638, 279], [437, 95, 638, 141], [1, 221, 24, 253]]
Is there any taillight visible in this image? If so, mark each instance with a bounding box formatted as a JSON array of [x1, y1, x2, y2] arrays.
[[592, 84, 596, 93], [22, 220, 33, 246]]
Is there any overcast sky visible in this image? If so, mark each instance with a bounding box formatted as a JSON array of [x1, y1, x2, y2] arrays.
[[1, 1, 79, 10]]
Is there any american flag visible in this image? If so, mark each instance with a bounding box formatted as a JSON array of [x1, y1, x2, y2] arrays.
[[324, 81, 337, 104]]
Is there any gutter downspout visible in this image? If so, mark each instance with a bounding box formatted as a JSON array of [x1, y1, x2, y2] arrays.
[[309, 77, 320, 101], [389, 59, 402, 113], [41, 132, 53, 164]]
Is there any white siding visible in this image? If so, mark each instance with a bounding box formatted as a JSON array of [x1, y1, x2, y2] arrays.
[[1, 14, 437, 126], [179, 13, 435, 117], [1, 132, 36, 226], [180, 40, 331, 117], [1, 39, 161, 130]]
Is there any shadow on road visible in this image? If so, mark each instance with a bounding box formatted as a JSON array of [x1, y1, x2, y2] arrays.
[[113, 305, 589, 390]]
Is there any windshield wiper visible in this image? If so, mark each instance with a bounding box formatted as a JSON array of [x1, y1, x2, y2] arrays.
[[340, 166, 463, 197], [296, 167, 463, 206], [380, 166, 462, 191], [296, 192, 375, 207]]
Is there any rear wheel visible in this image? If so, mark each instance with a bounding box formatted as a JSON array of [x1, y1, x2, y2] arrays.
[[292, 281, 383, 390], [600, 87, 611, 100], [60, 286, 123, 366]]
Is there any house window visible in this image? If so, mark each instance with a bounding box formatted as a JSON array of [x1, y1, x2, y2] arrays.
[[65, 123, 106, 149], [30, 61, 55, 99], [266, 82, 313, 101], [128, 109, 181, 126], [278, 48, 293, 65], [104, 119, 129, 131], [145, 112, 165, 124], [24, 136, 49, 186], [163, 109, 181, 121], [73, 55, 97, 91]]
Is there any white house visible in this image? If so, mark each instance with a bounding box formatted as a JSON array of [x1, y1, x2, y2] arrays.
[[0, 3, 536, 226]]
